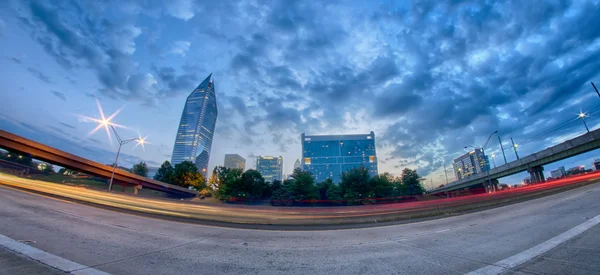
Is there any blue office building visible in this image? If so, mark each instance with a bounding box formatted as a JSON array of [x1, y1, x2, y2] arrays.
[[301, 132, 378, 183], [171, 74, 218, 178]]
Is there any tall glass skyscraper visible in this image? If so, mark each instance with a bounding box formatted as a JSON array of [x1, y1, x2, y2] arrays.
[[171, 74, 218, 178], [301, 132, 378, 183], [256, 156, 283, 183]]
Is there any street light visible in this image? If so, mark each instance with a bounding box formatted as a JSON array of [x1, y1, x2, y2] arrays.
[[511, 138, 519, 160], [106, 125, 147, 191], [82, 100, 149, 191], [579, 111, 590, 133], [491, 153, 496, 168]]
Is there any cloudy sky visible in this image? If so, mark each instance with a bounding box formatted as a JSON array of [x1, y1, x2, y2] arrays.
[[1, 0, 600, 187]]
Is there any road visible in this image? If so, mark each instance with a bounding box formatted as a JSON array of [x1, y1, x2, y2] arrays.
[[1, 172, 597, 228], [1, 181, 599, 274]]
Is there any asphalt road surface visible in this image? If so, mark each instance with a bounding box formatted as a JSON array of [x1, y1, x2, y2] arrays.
[[1, 183, 599, 274]]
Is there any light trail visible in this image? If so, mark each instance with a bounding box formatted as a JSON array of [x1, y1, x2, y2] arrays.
[[0, 172, 598, 226]]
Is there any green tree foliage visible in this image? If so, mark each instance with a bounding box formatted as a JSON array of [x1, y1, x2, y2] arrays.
[[270, 179, 283, 194], [171, 161, 206, 190], [315, 178, 335, 200], [154, 161, 174, 183], [400, 168, 425, 195], [271, 179, 293, 206], [325, 184, 343, 204], [339, 166, 372, 200], [287, 168, 318, 202], [37, 163, 54, 173], [208, 166, 229, 191], [239, 169, 269, 199], [131, 161, 149, 177], [370, 172, 394, 198], [214, 167, 243, 200], [4, 150, 33, 167]]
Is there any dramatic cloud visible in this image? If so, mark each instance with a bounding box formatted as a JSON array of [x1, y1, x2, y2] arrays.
[[2, 0, 600, 184]]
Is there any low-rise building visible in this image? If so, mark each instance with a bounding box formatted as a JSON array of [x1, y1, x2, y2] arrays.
[[550, 166, 566, 178]]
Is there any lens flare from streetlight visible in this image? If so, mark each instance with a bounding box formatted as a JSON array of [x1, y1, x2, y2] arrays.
[[79, 99, 125, 143], [134, 134, 150, 151]]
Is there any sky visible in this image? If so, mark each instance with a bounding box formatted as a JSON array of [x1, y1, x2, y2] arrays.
[[0, 0, 600, 188]]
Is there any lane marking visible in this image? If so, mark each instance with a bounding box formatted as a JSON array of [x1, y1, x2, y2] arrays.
[[466, 214, 600, 275], [0, 233, 111, 275]]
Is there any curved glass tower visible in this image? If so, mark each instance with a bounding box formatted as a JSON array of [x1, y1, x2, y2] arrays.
[[171, 74, 217, 178]]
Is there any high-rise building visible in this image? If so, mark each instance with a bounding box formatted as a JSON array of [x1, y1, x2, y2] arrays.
[[256, 156, 283, 183], [293, 159, 301, 171], [171, 74, 218, 178], [301, 132, 378, 183], [224, 154, 246, 170], [453, 148, 490, 180]]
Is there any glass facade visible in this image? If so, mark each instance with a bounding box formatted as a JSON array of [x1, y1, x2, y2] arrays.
[[224, 154, 246, 170], [453, 148, 490, 180], [301, 132, 378, 183], [171, 74, 218, 178], [256, 156, 283, 183]]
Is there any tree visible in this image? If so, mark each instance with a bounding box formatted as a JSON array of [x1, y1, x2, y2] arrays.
[[6, 150, 33, 167], [316, 178, 335, 200], [172, 161, 205, 189], [35, 162, 54, 173], [270, 179, 283, 194], [239, 169, 268, 199], [154, 161, 174, 183], [340, 166, 372, 200], [131, 161, 149, 177], [214, 168, 243, 200], [208, 166, 229, 191], [287, 168, 318, 202], [370, 173, 394, 199], [401, 168, 425, 195], [326, 184, 343, 204]]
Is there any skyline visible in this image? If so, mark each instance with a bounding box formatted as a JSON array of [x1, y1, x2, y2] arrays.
[[1, 0, 600, 187]]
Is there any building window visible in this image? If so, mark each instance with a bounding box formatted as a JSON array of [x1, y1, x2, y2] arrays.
[[304, 158, 311, 165]]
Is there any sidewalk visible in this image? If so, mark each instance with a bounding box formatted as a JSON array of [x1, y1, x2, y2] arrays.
[[0, 246, 63, 275]]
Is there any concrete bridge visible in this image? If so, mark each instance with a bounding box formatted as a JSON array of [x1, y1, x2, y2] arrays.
[[0, 130, 197, 197], [431, 128, 600, 194]]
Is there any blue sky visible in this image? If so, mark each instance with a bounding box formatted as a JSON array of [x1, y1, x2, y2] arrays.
[[0, 0, 600, 187]]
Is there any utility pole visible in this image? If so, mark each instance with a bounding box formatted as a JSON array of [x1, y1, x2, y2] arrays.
[[443, 161, 449, 184], [498, 136, 507, 164], [510, 137, 519, 160], [592, 82, 600, 98]]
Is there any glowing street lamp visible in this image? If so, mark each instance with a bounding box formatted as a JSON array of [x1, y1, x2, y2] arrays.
[[82, 100, 149, 191], [490, 153, 496, 168], [578, 111, 590, 133]]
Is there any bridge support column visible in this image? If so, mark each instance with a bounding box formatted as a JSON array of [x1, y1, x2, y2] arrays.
[[133, 184, 142, 195], [527, 166, 545, 184]]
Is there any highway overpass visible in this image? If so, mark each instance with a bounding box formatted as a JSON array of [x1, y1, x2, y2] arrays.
[[0, 130, 197, 197], [431, 128, 600, 194]]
